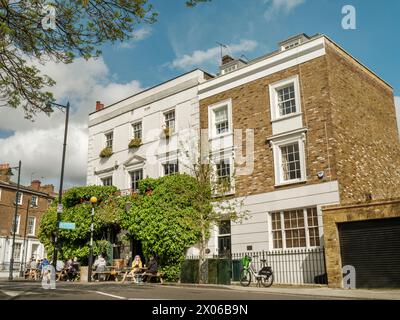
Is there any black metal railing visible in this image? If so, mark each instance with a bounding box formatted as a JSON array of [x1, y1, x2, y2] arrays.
[[186, 247, 327, 285]]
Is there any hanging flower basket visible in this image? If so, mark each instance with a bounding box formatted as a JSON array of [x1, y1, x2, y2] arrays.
[[129, 138, 142, 149], [163, 127, 172, 139], [99, 147, 113, 158]]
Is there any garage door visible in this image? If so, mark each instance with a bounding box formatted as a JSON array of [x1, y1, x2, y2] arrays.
[[339, 217, 400, 289]]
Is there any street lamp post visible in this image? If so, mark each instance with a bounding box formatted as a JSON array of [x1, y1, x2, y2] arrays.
[[19, 196, 31, 278], [44, 101, 70, 270], [88, 197, 98, 282], [9, 161, 22, 281]]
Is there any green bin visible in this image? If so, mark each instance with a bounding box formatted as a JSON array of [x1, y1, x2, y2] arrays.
[[232, 260, 242, 281]]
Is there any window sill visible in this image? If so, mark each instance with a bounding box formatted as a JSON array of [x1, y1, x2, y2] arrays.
[[212, 190, 236, 198], [271, 112, 302, 123], [274, 179, 307, 188], [209, 132, 233, 141]]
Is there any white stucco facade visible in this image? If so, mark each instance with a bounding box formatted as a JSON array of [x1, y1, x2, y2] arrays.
[[87, 70, 210, 190], [0, 236, 45, 277]]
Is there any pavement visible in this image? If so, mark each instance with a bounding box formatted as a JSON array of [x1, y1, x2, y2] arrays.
[[0, 279, 399, 300]]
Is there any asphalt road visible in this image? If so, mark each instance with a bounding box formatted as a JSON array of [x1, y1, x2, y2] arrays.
[[0, 281, 341, 300]]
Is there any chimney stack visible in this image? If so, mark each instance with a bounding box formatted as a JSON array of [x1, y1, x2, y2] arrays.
[[40, 184, 55, 195], [0, 164, 11, 183], [96, 101, 105, 111], [221, 55, 235, 66], [31, 180, 41, 190]]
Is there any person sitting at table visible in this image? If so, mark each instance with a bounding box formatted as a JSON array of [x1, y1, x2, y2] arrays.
[[129, 255, 143, 282], [131, 255, 143, 274], [142, 256, 158, 283], [26, 258, 37, 279]]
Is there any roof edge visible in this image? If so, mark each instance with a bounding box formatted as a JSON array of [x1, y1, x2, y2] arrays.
[[89, 68, 214, 116]]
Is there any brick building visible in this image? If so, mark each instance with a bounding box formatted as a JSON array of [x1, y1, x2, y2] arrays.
[[0, 164, 56, 276], [86, 33, 400, 287], [198, 33, 400, 286]]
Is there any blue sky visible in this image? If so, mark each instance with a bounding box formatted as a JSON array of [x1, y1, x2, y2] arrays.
[[0, 0, 399, 187], [103, 0, 400, 95]]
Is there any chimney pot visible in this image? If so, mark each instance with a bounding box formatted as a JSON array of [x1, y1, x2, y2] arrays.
[[31, 180, 41, 190], [0, 163, 11, 183], [96, 101, 105, 111], [222, 55, 235, 66]]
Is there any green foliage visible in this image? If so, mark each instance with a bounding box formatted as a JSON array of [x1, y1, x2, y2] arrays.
[[99, 147, 113, 158], [62, 185, 118, 208], [38, 186, 125, 264], [120, 174, 202, 280], [160, 265, 182, 282]]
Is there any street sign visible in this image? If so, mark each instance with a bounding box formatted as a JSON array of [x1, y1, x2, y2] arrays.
[[57, 204, 63, 214], [59, 222, 76, 230]]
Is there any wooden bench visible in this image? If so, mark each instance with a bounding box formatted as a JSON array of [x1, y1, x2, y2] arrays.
[[143, 272, 165, 284]]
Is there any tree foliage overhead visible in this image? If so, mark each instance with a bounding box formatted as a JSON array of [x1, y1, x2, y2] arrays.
[[0, 0, 210, 118], [38, 185, 128, 264]]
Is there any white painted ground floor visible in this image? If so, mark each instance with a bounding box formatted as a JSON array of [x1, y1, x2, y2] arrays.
[[186, 181, 340, 284], [0, 236, 45, 277]]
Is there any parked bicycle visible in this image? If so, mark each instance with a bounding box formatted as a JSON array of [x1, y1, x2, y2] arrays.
[[240, 256, 274, 287]]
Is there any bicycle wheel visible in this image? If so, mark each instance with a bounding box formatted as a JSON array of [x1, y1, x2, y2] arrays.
[[260, 272, 274, 288], [240, 269, 251, 287]]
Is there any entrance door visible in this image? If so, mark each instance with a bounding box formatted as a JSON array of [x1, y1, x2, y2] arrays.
[[339, 217, 400, 288]]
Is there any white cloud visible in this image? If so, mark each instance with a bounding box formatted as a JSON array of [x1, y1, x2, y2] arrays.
[[264, 0, 306, 21], [171, 39, 258, 70], [0, 57, 143, 187], [119, 27, 153, 49], [395, 96, 400, 137]]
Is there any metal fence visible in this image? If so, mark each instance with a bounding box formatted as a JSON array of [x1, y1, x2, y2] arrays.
[[187, 247, 327, 285]]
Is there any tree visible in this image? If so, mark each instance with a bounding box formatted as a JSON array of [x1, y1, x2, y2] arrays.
[[38, 185, 128, 264], [0, 0, 210, 119], [120, 174, 202, 281], [184, 159, 249, 284]]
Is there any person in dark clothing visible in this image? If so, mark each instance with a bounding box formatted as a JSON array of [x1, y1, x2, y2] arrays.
[[142, 256, 158, 283]]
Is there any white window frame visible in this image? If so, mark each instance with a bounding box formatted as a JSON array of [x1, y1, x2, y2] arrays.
[[105, 130, 114, 150], [101, 176, 113, 186], [268, 207, 322, 251], [27, 217, 36, 236], [269, 75, 302, 121], [12, 242, 23, 262], [130, 168, 144, 193], [212, 156, 235, 196], [16, 192, 23, 205], [208, 99, 233, 140], [272, 133, 306, 186], [163, 109, 176, 133], [162, 160, 179, 177], [30, 195, 38, 207], [12, 214, 21, 234], [132, 121, 143, 140]]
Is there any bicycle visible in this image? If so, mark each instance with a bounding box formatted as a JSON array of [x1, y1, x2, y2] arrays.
[[240, 256, 274, 287]]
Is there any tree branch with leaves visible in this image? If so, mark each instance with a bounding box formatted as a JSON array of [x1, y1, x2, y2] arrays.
[[0, 0, 210, 118]]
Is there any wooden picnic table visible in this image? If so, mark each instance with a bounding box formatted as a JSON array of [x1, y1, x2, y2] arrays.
[[92, 266, 129, 282], [25, 268, 40, 280], [120, 267, 147, 283]]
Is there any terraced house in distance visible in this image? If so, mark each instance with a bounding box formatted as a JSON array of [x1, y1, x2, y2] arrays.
[[198, 33, 400, 286], [0, 164, 56, 278]]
